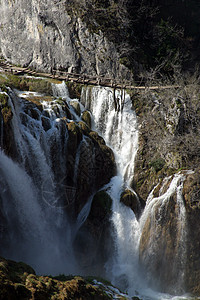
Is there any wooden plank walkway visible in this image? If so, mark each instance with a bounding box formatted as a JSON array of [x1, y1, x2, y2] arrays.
[[0, 59, 180, 91]]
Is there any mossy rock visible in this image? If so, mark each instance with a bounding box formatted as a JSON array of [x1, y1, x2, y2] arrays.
[[89, 131, 105, 146], [67, 121, 83, 152], [0, 257, 35, 284], [78, 121, 90, 134], [89, 190, 112, 222], [0, 257, 127, 299], [67, 82, 82, 99], [0, 93, 9, 106], [120, 189, 142, 219], [81, 110, 91, 128], [70, 100, 81, 116], [0, 93, 13, 124]]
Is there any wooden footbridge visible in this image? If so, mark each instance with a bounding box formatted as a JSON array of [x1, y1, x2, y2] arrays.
[[0, 59, 179, 91]]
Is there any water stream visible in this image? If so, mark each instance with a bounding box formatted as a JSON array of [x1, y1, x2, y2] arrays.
[[81, 86, 193, 299], [0, 82, 193, 299]]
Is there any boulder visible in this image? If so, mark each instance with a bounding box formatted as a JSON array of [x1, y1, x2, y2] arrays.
[[120, 189, 144, 219], [81, 110, 91, 128], [70, 101, 81, 116]]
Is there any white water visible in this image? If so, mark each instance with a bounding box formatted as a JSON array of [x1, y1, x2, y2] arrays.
[[81, 86, 193, 299], [82, 86, 142, 294], [0, 83, 194, 299], [0, 83, 85, 274]]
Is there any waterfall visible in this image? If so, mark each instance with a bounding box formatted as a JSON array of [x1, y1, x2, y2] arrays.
[[139, 173, 189, 294], [0, 84, 81, 275], [0, 81, 192, 299], [81, 86, 141, 292], [81, 86, 191, 299], [83, 87, 138, 182]]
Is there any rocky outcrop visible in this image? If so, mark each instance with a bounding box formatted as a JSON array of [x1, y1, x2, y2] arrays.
[[133, 84, 200, 295], [0, 256, 129, 300], [0, 0, 132, 80], [66, 121, 116, 213], [139, 184, 185, 294], [183, 170, 200, 295], [0, 77, 116, 214], [132, 86, 200, 201], [120, 188, 144, 219], [0, 91, 15, 157]]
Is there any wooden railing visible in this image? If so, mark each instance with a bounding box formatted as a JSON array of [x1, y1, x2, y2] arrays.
[[0, 59, 180, 91]]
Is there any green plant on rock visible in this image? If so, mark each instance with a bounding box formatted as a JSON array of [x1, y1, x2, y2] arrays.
[[0, 93, 12, 124], [149, 157, 165, 172]]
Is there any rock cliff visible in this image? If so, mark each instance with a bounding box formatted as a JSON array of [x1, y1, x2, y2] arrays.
[[132, 80, 200, 295], [0, 0, 132, 80]]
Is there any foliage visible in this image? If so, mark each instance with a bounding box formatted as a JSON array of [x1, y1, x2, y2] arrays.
[[0, 93, 12, 124], [150, 158, 165, 172], [133, 70, 200, 200], [0, 74, 53, 95]]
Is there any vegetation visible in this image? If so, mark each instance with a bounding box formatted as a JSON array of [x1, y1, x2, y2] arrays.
[[132, 69, 200, 200], [0, 73, 53, 95], [0, 256, 131, 299], [0, 93, 12, 124], [64, 0, 197, 79]]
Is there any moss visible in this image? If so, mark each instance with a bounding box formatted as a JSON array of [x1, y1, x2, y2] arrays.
[[67, 121, 83, 152], [85, 276, 111, 286], [81, 110, 91, 128], [56, 97, 65, 105], [0, 93, 13, 124], [89, 131, 105, 146], [78, 121, 90, 134], [0, 73, 53, 95], [51, 274, 74, 282], [70, 101, 81, 116], [0, 84, 8, 93], [67, 81, 82, 99], [149, 157, 165, 172]]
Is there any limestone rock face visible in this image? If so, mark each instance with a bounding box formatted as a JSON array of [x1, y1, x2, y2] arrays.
[[183, 170, 200, 295], [138, 171, 200, 295], [139, 192, 183, 294], [0, 0, 132, 80]]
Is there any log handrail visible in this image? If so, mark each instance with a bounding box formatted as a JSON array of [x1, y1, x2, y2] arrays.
[[0, 59, 180, 91]]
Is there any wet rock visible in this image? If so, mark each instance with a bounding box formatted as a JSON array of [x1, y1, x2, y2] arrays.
[[139, 191, 183, 294], [0, 257, 115, 299], [182, 170, 200, 295], [41, 116, 51, 131], [120, 189, 144, 219], [66, 121, 83, 153], [70, 101, 81, 116], [78, 121, 90, 134], [81, 110, 91, 128], [89, 131, 105, 146]]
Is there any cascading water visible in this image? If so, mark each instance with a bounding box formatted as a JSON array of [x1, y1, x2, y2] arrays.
[[0, 80, 193, 299], [81, 86, 192, 299], [81, 86, 142, 292], [0, 83, 83, 275]]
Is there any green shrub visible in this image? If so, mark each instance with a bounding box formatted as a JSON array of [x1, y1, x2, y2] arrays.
[[150, 158, 165, 172]]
